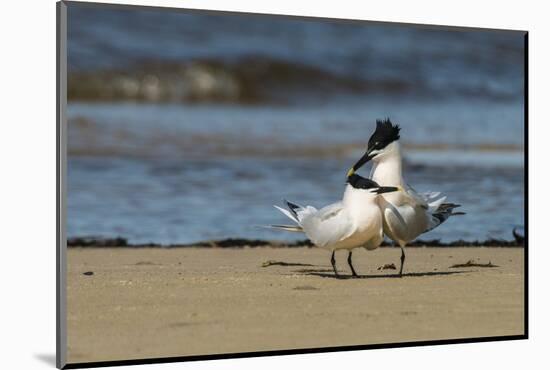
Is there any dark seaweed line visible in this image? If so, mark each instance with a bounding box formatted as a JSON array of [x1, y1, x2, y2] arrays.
[[67, 236, 523, 248]]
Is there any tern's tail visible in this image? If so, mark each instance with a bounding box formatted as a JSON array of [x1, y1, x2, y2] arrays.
[[267, 200, 309, 233], [264, 224, 304, 232], [424, 203, 465, 233]]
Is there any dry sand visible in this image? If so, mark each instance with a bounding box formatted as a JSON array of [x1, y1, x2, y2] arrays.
[[66, 246, 524, 364]]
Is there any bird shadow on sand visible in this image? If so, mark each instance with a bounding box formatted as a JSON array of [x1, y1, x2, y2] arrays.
[[304, 270, 468, 279], [262, 260, 315, 268]]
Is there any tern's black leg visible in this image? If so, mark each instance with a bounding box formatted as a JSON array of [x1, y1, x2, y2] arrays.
[[347, 251, 359, 277], [399, 247, 406, 277], [331, 251, 340, 278]]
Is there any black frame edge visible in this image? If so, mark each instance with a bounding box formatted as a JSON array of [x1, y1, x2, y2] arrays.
[[523, 31, 529, 338]]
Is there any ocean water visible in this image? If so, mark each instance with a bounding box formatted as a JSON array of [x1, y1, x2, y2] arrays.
[[66, 4, 525, 244]]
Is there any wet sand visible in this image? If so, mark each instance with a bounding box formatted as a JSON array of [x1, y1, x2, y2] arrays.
[[66, 246, 524, 364]]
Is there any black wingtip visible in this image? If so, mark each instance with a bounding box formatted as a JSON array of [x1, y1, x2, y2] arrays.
[[283, 199, 301, 218], [438, 203, 462, 212]]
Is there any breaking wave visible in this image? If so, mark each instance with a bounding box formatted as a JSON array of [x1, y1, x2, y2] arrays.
[[68, 56, 520, 104]]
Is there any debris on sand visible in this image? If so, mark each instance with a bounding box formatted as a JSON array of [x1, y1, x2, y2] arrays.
[[449, 260, 499, 268], [261, 260, 314, 268], [293, 285, 319, 291], [378, 263, 397, 270], [82, 271, 94, 276]]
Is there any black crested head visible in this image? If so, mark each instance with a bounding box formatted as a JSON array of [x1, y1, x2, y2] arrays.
[[368, 118, 401, 151], [346, 174, 380, 190]]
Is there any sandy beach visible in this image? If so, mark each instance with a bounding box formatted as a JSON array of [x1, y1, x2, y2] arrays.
[[66, 246, 524, 364]]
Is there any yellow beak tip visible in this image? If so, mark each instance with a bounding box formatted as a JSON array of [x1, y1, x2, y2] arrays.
[[347, 169, 355, 177]]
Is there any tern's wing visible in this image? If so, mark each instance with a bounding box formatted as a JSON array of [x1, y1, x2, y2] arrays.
[[385, 189, 463, 238], [384, 184, 463, 238], [423, 203, 464, 233], [383, 201, 424, 241], [404, 184, 464, 233], [274, 200, 317, 224], [315, 201, 346, 221], [404, 183, 448, 212], [300, 202, 355, 248], [403, 183, 430, 209]]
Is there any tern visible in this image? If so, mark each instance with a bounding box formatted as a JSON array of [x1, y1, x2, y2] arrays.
[[269, 174, 398, 278], [347, 119, 464, 276]]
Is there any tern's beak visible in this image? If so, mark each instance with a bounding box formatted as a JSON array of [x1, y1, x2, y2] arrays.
[[347, 149, 374, 177], [372, 186, 399, 194]]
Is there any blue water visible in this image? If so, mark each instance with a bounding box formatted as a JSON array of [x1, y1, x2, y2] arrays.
[[67, 5, 524, 102], [66, 3, 525, 244]]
